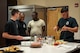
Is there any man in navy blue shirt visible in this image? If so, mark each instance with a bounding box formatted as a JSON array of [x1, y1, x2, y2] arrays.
[[2, 9, 24, 46], [54, 7, 78, 42], [17, 12, 27, 36]]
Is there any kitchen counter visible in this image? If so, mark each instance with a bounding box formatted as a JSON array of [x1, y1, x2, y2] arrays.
[[0, 42, 80, 53]]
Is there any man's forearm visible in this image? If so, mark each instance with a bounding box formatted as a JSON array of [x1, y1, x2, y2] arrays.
[[2, 33, 17, 39], [67, 27, 78, 33], [27, 27, 31, 35]]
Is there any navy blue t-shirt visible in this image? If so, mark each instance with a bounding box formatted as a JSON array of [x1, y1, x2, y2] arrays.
[[4, 19, 20, 46], [58, 17, 78, 42], [17, 20, 27, 36]]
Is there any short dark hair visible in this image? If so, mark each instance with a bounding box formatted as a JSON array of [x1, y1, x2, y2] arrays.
[[61, 7, 68, 13], [32, 11, 38, 15], [11, 9, 19, 16]]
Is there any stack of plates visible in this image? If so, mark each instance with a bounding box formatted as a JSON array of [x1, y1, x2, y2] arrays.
[[21, 41, 33, 47]]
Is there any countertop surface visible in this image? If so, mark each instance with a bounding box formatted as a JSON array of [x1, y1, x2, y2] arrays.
[[0, 42, 80, 53]]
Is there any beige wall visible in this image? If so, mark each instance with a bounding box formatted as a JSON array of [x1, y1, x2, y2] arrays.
[[17, 0, 46, 6], [18, 0, 80, 29]]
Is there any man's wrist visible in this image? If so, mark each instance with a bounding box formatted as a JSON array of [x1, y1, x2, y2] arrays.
[[67, 27, 70, 31]]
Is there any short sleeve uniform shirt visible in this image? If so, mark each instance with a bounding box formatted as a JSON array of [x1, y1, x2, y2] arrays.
[[4, 19, 20, 46], [58, 17, 78, 42], [27, 19, 45, 36]]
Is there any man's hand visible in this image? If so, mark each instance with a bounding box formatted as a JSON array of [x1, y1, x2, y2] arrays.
[[15, 35, 23, 40], [53, 26, 58, 31], [61, 25, 68, 31]]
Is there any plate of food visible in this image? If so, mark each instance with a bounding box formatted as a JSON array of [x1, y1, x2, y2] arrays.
[[3, 45, 23, 53], [53, 40, 67, 46]]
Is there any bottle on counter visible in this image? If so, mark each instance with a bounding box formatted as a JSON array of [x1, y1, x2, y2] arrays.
[[34, 35, 37, 42]]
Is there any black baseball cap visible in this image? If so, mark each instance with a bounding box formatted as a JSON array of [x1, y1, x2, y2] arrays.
[[61, 7, 68, 13]]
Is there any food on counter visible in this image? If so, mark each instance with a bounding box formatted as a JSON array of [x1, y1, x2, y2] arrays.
[[4, 45, 20, 52], [54, 40, 67, 46], [0, 50, 3, 53], [54, 42, 59, 46], [30, 42, 42, 48], [37, 38, 43, 42]]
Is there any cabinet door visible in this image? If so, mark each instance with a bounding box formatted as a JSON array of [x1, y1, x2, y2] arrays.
[[47, 8, 61, 40]]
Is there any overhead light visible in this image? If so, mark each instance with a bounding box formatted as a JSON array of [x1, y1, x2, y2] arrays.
[[8, 5, 33, 9], [19, 9, 32, 12]]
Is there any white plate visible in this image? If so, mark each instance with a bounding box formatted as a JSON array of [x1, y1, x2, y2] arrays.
[[21, 41, 33, 46], [23, 37, 31, 40]]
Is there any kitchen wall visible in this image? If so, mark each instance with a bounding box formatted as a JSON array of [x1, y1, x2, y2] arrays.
[[17, 0, 46, 6]]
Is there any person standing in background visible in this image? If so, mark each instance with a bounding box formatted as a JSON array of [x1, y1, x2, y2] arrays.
[[54, 7, 78, 42], [2, 9, 24, 46], [17, 12, 28, 36], [27, 11, 45, 37]]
